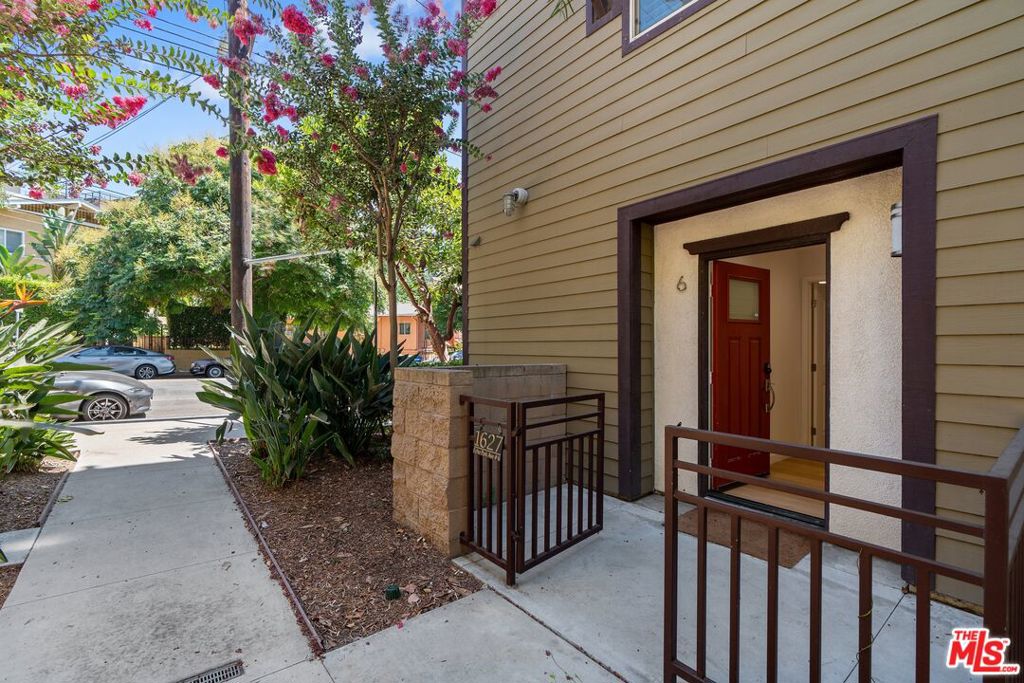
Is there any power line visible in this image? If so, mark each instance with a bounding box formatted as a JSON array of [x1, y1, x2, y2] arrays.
[[117, 23, 221, 60]]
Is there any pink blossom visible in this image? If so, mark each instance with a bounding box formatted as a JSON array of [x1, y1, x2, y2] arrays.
[[87, 0, 101, 10], [399, 162, 408, 173], [330, 144, 340, 152], [281, 72, 293, 82], [433, 165, 442, 175], [485, 66, 502, 82], [89, 145, 101, 155], [202, 74, 221, 89], [28, 187, 43, 200], [309, 0, 326, 16], [218, 56, 245, 74], [320, 53, 336, 67], [208, 18, 219, 29], [216, 146, 229, 158], [98, 179, 108, 188], [5, 64, 25, 76], [281, 5, 315, 36], [426, 1, 441, 16], [84, 176, 94, 187], [256, 149, 278, 175], [232, 10, 264, 46], [114, 95, 146, 117], [6, 0, 37, 24], [481, 103, 492, 112], [283, 105, 298, 122], [146, 4, 158, 17], [446, 70, 465, 91], [127, 172, 145, 186], [54, 24, 70, 37], [464, 0, 497, 20], [61, 82, 89, 99], [342, 85, 358, 101], [133, 18, 153, 30], [354, 66, 369, 79], [170, 154, 212, 185], [246, 127, 256, 137], [276, 125, 289, 139], [185, 11, 198, 21]]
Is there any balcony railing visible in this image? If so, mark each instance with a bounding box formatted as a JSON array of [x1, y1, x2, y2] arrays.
[[663, 425, 1024, 683]]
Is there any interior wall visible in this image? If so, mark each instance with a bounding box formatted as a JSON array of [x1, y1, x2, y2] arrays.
[[726, 245, 825, 453], [653, 168, 903, 548]]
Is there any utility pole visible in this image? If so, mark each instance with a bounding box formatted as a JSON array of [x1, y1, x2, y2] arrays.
[[228, 0, 252, 331]]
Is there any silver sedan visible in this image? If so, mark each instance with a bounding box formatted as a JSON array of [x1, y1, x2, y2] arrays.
[[59, 345, 176, 380], [54, 371, 154, 421]]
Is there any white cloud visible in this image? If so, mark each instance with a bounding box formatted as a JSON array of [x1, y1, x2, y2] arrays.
[[355, 19, 383, 60]]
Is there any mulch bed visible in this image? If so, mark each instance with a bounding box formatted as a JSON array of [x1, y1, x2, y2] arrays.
[[0, 456, 74, 608], [0, 457, 75, 535], [212, 440, 481, 651], [0, 565, 18, 608]]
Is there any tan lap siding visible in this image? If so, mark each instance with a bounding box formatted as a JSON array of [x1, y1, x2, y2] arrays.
[[466, 0, 1024, 600]]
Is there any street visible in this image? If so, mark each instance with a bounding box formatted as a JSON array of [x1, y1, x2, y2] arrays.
[[137, 376, 228, 421]]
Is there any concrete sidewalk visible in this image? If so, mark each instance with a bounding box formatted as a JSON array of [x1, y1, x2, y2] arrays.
[[0, 418, 329, 683]]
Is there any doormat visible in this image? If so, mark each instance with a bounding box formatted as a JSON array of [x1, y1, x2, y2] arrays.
[[678, 508, 811, 569]]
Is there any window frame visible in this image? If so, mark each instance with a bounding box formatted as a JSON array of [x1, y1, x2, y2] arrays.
[[621, 0, 718, 55], [0, 228, 24, 252], [398, 322, 412, 335], [586, 0, 620, 36]]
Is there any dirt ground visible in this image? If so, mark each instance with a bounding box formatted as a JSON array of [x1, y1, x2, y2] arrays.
[[213, 441, 481, 650]]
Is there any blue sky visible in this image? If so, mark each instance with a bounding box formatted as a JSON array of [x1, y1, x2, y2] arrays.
[[92, 0, 463, 195]]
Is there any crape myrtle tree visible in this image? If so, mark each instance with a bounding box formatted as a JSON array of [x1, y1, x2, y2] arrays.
[[1, 0, 225, 192], [207, 0, 501, 368]]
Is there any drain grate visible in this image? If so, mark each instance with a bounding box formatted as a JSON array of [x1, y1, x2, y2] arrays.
[[175, 660, 244, 683]]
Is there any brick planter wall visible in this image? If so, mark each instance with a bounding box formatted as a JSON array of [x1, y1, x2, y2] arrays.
[[391, 364, 566, 557]]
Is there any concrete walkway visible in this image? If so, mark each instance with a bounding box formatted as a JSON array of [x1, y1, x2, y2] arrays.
[[0, 418, 329, 683]]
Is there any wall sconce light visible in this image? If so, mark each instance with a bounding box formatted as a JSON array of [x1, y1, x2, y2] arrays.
[[502, 188, 529, 217], [890, 202, 902, 257]]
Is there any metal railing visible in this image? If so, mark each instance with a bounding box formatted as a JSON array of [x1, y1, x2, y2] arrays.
[[663, 425, 1024, 683], [460, 393, 605, 585]]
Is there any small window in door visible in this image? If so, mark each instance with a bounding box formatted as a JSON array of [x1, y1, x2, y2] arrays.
[[728, 278, 760, 321], [398, 322, 411, 335]]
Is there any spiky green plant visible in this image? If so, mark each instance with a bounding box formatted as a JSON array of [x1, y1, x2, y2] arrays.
[[30, 211, 80, 280], [197, 309, 409, 486], [0, 246, 44, 278]]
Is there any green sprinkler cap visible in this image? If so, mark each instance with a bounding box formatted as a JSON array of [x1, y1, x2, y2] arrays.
[[384, 584, 401, 601]]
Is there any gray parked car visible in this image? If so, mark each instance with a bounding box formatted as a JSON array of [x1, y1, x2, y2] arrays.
[[53, 371, 154, 421], [59, 345, 176, 380]]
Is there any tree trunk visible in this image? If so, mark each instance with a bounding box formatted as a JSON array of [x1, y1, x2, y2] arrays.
[[386, 256, 399, 371], [425, 324, 448, 362]]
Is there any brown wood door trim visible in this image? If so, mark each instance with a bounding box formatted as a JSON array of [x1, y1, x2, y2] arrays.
[[616, 116, 938, 569], [682, 212, 849, 256]]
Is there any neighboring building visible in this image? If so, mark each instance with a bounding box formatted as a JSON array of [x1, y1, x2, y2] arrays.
[[1, 188, 103, 276], [465, 0, 1024, 603], [376, 303, 463, 360]]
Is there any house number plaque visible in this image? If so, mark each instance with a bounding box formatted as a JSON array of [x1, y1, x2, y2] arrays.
[[473, 428, 504, 462]]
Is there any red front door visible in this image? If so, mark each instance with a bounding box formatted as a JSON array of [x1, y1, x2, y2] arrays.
[[711, 261, 771, 488]]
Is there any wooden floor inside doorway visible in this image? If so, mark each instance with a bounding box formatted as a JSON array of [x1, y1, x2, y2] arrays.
[[726, 457, 825, 519]]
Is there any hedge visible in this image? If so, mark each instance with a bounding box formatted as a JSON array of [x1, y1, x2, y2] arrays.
[[168, 306, 231, 349]]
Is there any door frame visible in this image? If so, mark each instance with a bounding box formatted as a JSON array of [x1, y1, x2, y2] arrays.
[[617, 115, 938, 568], [688, 217, 839, 525]]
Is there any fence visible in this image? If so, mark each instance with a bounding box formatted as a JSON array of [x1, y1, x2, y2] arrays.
[[663, 425, 1024, 683]]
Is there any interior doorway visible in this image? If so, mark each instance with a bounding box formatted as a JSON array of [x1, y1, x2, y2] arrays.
[[707, 244, 827, 522]]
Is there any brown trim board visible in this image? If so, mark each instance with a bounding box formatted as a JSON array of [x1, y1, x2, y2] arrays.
[[461, 23, 469, 365], [683, 212, 848, 256], [587, 0, 620, 36], [616, 116, 938, 569]]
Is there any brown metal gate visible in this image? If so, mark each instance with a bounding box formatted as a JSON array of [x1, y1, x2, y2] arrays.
[[459, 393, 605, 585]]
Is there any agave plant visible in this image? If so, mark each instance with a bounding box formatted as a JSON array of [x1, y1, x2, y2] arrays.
[[197, 309, 408, 486], [0, 315, 95, 477]]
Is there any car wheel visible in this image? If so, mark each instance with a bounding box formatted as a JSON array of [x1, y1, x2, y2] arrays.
[[205, 365, 225, 379], [135, 364, 157, 380], [81, 394, 129, 421]]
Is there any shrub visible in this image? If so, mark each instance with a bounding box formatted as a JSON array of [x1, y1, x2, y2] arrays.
[[0, 316, 86, 477], [197, 310, 407, 487]]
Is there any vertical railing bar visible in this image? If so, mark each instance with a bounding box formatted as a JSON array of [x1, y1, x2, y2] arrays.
[[531, 441, 539, 561], [544, 443, 552, 552], [858, 550, 873, 683], [468, 400, 478, 547], [588, 432, 595, 530], [664, 432, 680, 683], [557, 439, 563, 546], [766, 526, 779, 683], [729, 514, 741, 683], [577, 434, 585, 536], [983, 477, 1010, 642], [696, 504, 708, 678], [486, 450, 493, 554], [567, 438, 574, 541], [915, 565, 931, 683], [809, 539, 823, 683], [597, 395, 605, 529], [495, 427, 502, 561], [514, 401, 526, 578]]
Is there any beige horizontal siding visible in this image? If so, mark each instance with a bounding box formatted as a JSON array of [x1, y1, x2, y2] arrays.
[[467, 0, 1024, 597]]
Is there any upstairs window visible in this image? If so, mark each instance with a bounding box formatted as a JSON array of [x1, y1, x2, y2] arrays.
[[398, 322, 411, 335], [633, 0, 701, 35], [586, 0, 619, 35]]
